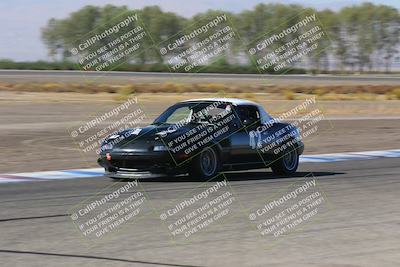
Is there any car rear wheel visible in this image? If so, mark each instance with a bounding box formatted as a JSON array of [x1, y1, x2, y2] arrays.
[[271, 146, 299, 175], [189, 147, 220, 179]]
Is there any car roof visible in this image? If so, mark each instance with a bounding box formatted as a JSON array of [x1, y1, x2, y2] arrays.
[[179, 98, 258, 106]]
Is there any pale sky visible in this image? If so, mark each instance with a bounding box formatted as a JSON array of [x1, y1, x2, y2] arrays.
[[0, 0, 399, 61]]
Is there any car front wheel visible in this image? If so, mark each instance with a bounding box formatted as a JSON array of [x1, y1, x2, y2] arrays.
[[189, 147, 220, 179], [271, 146, 299, 175]]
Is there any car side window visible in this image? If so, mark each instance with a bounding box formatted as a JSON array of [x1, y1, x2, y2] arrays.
[[237, 105, 260, 126]]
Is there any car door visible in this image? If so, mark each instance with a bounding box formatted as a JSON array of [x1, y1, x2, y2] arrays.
[[228, 105, 264, 165]]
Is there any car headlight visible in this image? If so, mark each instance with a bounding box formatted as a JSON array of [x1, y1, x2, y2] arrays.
[[153, 145, 168, 151]]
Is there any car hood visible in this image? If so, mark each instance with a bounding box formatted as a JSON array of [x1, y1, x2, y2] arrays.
[[102, 124, 194, 152]]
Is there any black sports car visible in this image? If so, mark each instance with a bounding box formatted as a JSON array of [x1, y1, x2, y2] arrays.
[[98, 98, 304, 179]]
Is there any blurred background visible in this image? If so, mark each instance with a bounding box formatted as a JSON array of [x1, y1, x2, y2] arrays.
[[0, 0, 399, 73]]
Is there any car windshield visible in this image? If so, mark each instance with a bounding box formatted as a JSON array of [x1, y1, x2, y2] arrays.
[[153, 102, 231, 125]]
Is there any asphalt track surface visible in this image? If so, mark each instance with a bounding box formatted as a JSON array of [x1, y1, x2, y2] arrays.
[[0, 157, 399, 267], [1, 70, 400, 85]]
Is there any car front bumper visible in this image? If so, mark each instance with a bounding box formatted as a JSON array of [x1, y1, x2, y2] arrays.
[[98, 151, 188, 178], [105, 169, 168, 179]]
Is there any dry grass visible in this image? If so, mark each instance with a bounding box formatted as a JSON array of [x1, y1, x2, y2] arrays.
[[1, 81, 400, 101], [388, 88, 400, 100], [283, 90, 295, 100]]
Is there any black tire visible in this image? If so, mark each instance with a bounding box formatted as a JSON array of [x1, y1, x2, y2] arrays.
[[189, 147, 220, 179], [271, 146, 299, 175]]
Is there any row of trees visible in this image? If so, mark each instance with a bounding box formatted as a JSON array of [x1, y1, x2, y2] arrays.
[[41, 3, 400, 73]]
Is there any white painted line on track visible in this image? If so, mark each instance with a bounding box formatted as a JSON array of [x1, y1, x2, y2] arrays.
[[1, 149, 399, 184], [0, 168, 104, 184], [299, 149, 400, 163]]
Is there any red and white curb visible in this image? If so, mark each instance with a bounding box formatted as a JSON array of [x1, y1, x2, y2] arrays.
[[1, 149, 399, 184]]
